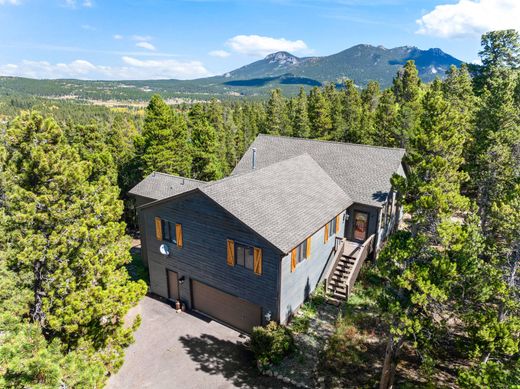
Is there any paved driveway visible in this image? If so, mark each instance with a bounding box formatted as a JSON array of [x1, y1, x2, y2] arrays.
[[106, 296, 291, 389]]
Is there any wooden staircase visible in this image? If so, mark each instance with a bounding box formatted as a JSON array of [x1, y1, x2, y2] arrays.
[[327, 253, 357, 303], [324, 235, 375, 305]]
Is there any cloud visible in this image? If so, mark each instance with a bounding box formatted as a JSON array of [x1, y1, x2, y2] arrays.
[[63, 0, 92, 7], [120, 56, 209, 78], [416, 0, 520, 38], [0, 57, 211, 80], [132, 35, 153, 42], [136, 41, 156, 51], [209, 49, 231, 58], [81, 24, 96, 31], [226, 34, 308, 57], [0, 0, 21, 5], [113, 34, 123, 40]]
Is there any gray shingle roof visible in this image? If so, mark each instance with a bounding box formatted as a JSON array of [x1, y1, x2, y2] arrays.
[[128, 172, 206, 201], [200, 154, 353, 254], [232, 134, 405, 207]]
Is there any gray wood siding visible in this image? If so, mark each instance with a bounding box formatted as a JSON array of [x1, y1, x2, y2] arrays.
[[140, 191, 281, 323], [279, 210, 346, 324]]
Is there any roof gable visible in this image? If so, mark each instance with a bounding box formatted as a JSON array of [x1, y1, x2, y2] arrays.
[[200, 154, 352, 253], [232, 134, 405, 207], [128, 172, 206, 201]]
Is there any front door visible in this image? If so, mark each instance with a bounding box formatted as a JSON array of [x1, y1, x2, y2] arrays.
[[167, 270, 180, 301], [353, 211, 369, 241]]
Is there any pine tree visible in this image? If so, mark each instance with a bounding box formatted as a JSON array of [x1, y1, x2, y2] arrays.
[[291, 87, 310, 138], [375, 89, 399, 147], [392, 60, 423, 148], [0, 113, 146, 384], [324, 82, 344, 140], [341, 80, 362, 143], [189, 103, 224, 181], [442, 64, 478, 195], [141, 95, 192, 177], [264, 88, 290, 135], [463, 31, 520, 381], [378, 80, 470, 388], [308, 86, 332, 139], [359, 80, 380, 144]]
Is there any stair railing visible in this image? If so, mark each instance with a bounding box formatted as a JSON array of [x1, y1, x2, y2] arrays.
[[324, 237, 346, 293], [345, 233, 375, 296]]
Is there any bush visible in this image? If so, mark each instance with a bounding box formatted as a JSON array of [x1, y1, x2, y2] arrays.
[[250, 321, 295, 367]]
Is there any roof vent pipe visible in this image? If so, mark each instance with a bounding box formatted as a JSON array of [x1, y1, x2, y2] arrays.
[[252, 147, 257, 169]]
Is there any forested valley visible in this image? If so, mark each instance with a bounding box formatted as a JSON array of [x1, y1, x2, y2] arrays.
[[0, 30, 518, 388]]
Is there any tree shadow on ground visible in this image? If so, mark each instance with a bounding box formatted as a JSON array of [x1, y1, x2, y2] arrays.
[[179, 333, 294, 388]]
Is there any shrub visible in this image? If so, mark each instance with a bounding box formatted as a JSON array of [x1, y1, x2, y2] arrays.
[[250, 321, 295, 367]]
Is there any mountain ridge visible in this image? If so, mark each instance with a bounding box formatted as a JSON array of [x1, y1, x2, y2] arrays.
[[0, 44, 463, 101]]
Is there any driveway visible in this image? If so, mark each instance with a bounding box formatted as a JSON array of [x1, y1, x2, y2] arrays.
[[106, 295, 292, 389]]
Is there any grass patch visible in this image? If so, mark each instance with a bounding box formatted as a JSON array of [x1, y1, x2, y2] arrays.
[[289, 282, 327, 334]]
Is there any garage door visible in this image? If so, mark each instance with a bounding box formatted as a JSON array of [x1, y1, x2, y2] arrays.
[[191, 280, 262, 333]]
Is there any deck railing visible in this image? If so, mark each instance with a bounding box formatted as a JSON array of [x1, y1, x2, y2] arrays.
[[324, 237, 346, 292], [345, 233, 375, 296]]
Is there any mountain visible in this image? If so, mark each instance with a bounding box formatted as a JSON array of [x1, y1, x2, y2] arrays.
[[0, 44, 463, 101], [216, 44, 462, 87]]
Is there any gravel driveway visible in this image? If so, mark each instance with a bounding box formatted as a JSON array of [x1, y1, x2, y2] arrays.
[[106, 295, 291, 389]]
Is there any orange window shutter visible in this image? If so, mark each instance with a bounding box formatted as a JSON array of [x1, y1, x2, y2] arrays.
[[291, 249, 297, 272], [226, 239, 235, 266], [306, 237, 311, 259], [324, 223, 329, 243], [253, 247, 262, 275], [155, 217, 162, 240], [336, 214, 340, 234], [176, 224, 183, 248]]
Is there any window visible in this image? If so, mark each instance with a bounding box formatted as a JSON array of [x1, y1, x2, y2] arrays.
[[235, 242, 254, 271], [328, 217, 336, 238], [296, 241, 308, 264], [161, 219, 177, 244]]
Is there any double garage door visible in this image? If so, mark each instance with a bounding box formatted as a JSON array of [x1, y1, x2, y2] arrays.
[[191, 280, 262, 333]]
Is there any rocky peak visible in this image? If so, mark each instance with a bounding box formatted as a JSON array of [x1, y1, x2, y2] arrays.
[[264, 51, 300, 66]]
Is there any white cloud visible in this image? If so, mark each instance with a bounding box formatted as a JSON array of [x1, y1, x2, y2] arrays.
[[0, 57, 211, 80], [226, 34, 308, 57], [209, 49, 231, 58], [63, 0, 92, 8], [0, 0, 21, 5], [132, 35, 153, 42], [121, 56, 209, 78], [416, 0, 520, 38], [81, 24, 96, 31], [113, 34, 123, 40], [136, 41, 156, 51]]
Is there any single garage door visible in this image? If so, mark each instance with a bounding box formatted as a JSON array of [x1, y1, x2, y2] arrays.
[[191, 280, 262, 333]]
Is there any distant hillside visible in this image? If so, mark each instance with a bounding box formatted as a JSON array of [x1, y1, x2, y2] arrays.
[[0, 44, 462, 101]]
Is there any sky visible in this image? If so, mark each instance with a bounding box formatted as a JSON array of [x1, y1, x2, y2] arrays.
[[0, 0, 518, 80]]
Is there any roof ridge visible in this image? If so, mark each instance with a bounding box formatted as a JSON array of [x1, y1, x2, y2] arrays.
[[256, 133, 406, 153], [150, 171, 207, 184], [203, 153, 316, 189]]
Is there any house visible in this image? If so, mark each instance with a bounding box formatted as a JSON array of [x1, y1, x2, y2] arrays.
[[129, 134, 406, 333]]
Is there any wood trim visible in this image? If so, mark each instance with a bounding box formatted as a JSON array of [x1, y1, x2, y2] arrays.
[[226, 239, 235, 266], [253, 247, 262, 275], [306, 237, 311, 260], [291, 248, 296, 272], [176, 223, 183, 248], [335, 214, 340, 234], [155, 217, 162, 240], [324, 223, 329, 243]]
